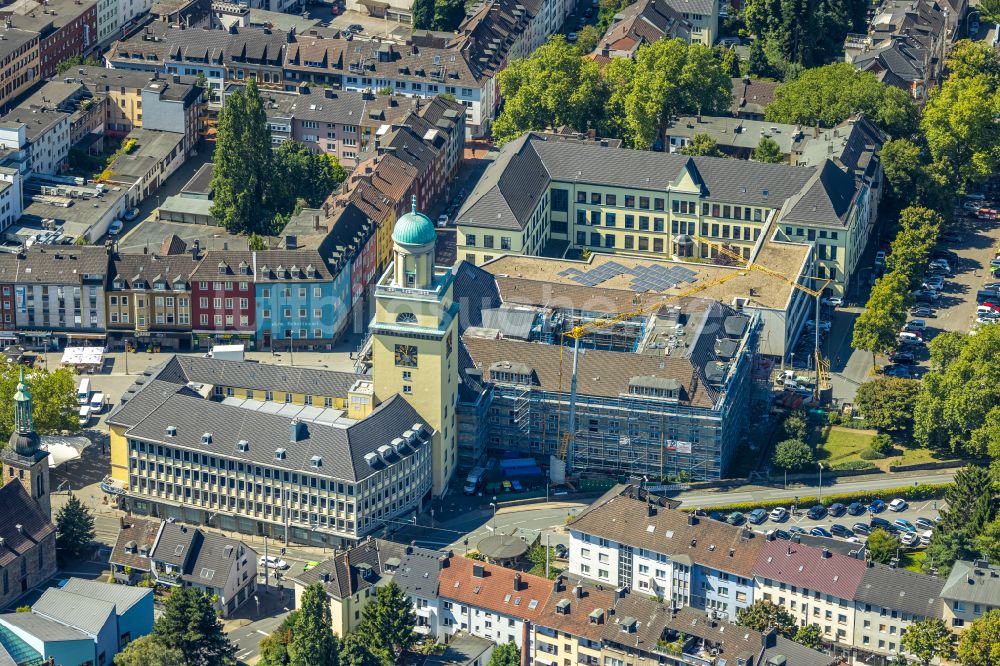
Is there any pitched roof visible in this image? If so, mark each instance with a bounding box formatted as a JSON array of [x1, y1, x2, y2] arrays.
[[0, 613, 90, 642], [0, 246, 108, 284], [110, 516, 160, 572], [184, 531, 254, 588], [392, 545, 449, 601], [568, 491, 763, 577], [32, 589, 115, 636], [150, 521, 196, 567], [109, 251, 198, 290], [292, 538, 412, 599], [437, 557, 553, 621], [59, 578, 152, 616], [535, 580, 617, 642], [0, 483, 54, 569], [778, 159, 858, 227], [593, 0, 691, 58], [854, 564, 943, 617], [730, 78, 781, 116], [941, 560, 1000, 605], [752, 538, 867, 599]]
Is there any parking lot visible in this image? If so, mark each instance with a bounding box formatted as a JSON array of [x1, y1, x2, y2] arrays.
[[714, 497, 944, 552]]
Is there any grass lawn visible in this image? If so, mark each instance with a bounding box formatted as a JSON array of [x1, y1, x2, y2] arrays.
[[817, 427, 876, 465], [902, 550, 927, 573]]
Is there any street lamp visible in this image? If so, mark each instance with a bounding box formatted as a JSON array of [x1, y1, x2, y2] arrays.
[[818, 463, 824, 503], [489, 500, 497, 533]]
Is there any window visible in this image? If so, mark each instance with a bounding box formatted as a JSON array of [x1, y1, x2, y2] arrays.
[[606, 193, 617, 206], [552, 188, 568, 212], [605, 212, 616, 227], [465, 234, 476, 247]]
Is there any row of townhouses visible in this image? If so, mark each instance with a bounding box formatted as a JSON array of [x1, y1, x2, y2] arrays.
[[290, 486, 1000, 666], [455, 123, 885, 299]]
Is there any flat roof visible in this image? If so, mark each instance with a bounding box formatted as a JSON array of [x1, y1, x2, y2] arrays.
[[480, 232, 811, 312], [20, 187, 129, 238], [181, 162, 214, 196]]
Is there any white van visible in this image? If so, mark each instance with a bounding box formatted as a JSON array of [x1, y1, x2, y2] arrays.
[[898, 332, 924, 345], [89, 392, 105, 415], [78, 405, 91, 427], [77, 378, 91, 405]]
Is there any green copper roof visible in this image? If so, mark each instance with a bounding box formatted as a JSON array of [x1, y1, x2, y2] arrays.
[[14, 366, 29, 402], [392, 196, 436, 246]]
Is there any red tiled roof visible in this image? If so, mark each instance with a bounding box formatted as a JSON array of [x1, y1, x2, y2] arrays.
[[752, 539, 867, 599], [437, 556, 553, 621], [536, 580, 617, 641]]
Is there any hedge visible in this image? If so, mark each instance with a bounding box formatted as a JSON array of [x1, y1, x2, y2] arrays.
[[683, 482, 951, 514], [830, 460, 877, 471]]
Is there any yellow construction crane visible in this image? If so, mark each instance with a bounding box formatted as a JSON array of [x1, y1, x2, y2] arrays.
[[688, 235, 833, 392], [554, 270, 745, 471]]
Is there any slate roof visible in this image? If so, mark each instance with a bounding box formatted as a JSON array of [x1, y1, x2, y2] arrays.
[[730, 77, 781, 117], [854, 564, 943, 618], [0, 483, 54, 569], [59, 578, 152, 616], [940, 560, 1000, 605], [109, 24, 289, 69], [752, 538, 867, 600], [109, 251, 198, 290], [568, 492, 763, 577], [778, 159, 858, 228], [437, 557, 552, 621], [110, 516, 160, 572], [0, 613, 90, 642], [0, 246, 108, 284], [150, 522, 255, 588], [121, 389, 428, 482], [455, 133, 820, 232], [62, 65, 203, 99], [151, 522, 197, 567], [32, 589, 115, 637], [391, 545, 449, 601], [292, 538, 411, 599]]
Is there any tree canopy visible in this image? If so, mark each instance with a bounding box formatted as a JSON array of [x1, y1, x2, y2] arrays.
[[923, 466, 995, 575], [289, 584, 338, 666], [743, 0, 867, 71], [487, 643, 521, 666], [765, 63, 917, 136], [736, 600, 797, 638], [0, 365, 78, 439], [772, 438, 814, 471], [752, 136, 784, 163], [853, 378, 921, 440], [153, 587, 236, 666], [958, 609, 1000, 666], [900, 618, 953, 666], [355, 582, 417, 663], [866, 529, 899, 564], [113, 635, 185, 666], [55, 496, 95, 558], [680, 134, 723, 157], [793, 624, 824, 649]]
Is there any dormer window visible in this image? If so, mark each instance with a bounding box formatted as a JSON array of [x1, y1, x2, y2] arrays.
[[310, 455, 322, 468], [274, 448, 287, 460], [237, 440, 249, 452], [218, 263, 228, 275], [202, 432, 212, 444]]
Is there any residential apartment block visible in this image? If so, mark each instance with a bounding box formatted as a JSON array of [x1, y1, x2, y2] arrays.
[[3, 0, 97, 80], [0, 105, 71, 177], [455, 128, 884, 298], [0, 26, 39, 111], [107, 355, 435, 547], [940, 560, 1000, 630], [0, 245, 109, 348]]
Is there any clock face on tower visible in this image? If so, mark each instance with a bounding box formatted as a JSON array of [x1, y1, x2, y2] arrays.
[[394, 344, 418, 367]]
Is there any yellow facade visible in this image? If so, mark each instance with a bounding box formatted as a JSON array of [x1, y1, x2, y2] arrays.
[[110, 424, 130, 484]]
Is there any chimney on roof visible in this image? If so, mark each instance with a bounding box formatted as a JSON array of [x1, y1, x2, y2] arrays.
[[473, 563, 485, 578], [821, 548, 831, 559], [647, 503, 656, 517], [119, 516, 126, 529], [574, 583, 583, 599], [15, 525, 23, 534], [687, 513, 697, 526], [513, 573, 522, 591], [289, 419, 304, 442], [322, 572, 330, 583]]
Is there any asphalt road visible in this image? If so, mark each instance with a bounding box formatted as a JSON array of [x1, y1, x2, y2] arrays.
[[230, 610, 290, 663]]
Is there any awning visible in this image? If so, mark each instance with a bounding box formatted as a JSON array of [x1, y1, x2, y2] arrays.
[[68, 333, 108, 340], [61, 346, 105, 366]]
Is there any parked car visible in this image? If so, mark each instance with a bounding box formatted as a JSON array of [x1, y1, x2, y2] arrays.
[[888, 498, 909, 512], [847, 502, 867, 516], [726, 511, 746, 526], [920, 530, 933, 546], [709, 511, 725, 522], [805, 320, 832, 332], [869, 499, 887, 513], [830, 524, 854, 538], [108, 220, 123, 236], [904, 319, 927, 332], [900, 531, 920, 547], [807, 505, 827, 520], [123, 208, 139, 221], [852, 522, 872, 535], [567, 32, 578, 42], [828, 503, 846, 517], [912, 289, 939, 301], [810, 526, 832, 538], [554, 544, 569, 558], [915, 517, 935, 530], [888, 351, 915, 365], [259, 555, 289, 570], [910, 304, 934, 317], [875, 251, 887, 265], [870, 517, 896, 532], [884, 365, 912, 378], [769, 529, 791, 540], [748, 508, 768, 525], [894, 518, 917, 532], [347, 23, 364, 32], [789, 526, 808, 535], [898, 332, 925, 346], [922, 278, 945, 291], [769, 507, 789, 522], [821, 297, 843, 308]]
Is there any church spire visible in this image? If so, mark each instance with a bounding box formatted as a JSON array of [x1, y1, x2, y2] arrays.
[[14, 366, 32, 435]]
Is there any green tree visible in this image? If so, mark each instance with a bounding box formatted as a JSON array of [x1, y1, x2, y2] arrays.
[[113, 636, 185, 666], [492, 36, 609, 145], [887, 655, 911, 666], [356, 582, 416, 663], [248, 233, 267, 251], [575, 25, 602, 54], [289, 583, 338, 666], [735, 600, 797, 638], [866, 528, 899, 564], [0, 365, 79, 439], [433, 0, 467, 31], [751, 136, 784, 163], [271, 142, 347, 212], [914, 327, 1000, 457], [900, 618, 953, 666], [55, 495, 95, 558], [596, 0, 631, 32], [153, 587, 236, 666], [853, 377, 920, 439], [879, 138, 951, 214], [487, 642, 521, 666], [972, 517, 1000, 564], [793, 623, 824, 649], [852, 271, 909, 367], [782, 412, 810, 440], [747, 39, 772, 78], [772, 438, 814, 471], [765, 63, 917, 136], [921, 73, 1000, 191], [680, 134, 723, 157], [411, 0, 434, 28], [211, 79, 274, 235], [340, 634, 384, 666], [922, 528, 973, 576], [55, 55, 102, 74], [946, 40, 1000, 83], [957, 609, 1000, 666], [721, 47, 741, 78], [258, 611, 299, 666]]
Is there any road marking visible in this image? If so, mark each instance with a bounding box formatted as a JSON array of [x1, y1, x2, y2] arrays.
[[256, 630, 269, 636]]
